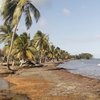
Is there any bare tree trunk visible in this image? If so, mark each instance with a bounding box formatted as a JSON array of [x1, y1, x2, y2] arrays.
[[7, 25, 18, 70]]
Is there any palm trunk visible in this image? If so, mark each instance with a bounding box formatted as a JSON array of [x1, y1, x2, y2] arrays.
[[7, 25, 18, 70], [12, 60, 15, 67], [52, 53, 54, 62], [39, 51, 42, 64], [20, 58, 25, 67], [40, 57, 42, 64]]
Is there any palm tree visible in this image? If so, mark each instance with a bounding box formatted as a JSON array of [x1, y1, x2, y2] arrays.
[[49, 45, 55, 62], [54, 47, 61, 61], [2, 0, 40, 28], [32, 31, 49, 63], [0, 24, 18, 69], [12, 32, 36, 66], [1, 0, 40, 69], [60, 50, 69, 61]]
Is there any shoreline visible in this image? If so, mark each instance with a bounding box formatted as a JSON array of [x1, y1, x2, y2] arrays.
[[0, 61, 100, 99]]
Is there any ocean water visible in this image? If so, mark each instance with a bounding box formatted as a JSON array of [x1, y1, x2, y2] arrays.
[[58, 59, 100, 79]]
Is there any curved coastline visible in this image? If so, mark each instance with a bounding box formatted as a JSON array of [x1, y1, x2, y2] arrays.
[[0, 61, 100, 100], [58, 59, 100, 80]]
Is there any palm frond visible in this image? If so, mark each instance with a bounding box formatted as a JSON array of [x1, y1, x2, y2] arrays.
[[2, 0, 18, 25], [0, 24, 12, 33], [26, 50, 33, 59], [3, 45, 10, 55], [29, 3, 40, 22], [0, 33, 12, 43], [24, 5, 32, 29]]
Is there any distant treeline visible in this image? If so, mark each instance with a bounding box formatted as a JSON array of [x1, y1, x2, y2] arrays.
[[70, 53, 93, 60]]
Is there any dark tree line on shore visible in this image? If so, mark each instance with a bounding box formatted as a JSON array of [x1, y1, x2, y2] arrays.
[[71, 53, 93, 60]]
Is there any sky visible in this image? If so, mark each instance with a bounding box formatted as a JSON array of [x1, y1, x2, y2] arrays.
[[0, 0, 100, 58]]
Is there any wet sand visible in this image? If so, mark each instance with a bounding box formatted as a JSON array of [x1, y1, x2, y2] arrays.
[[0, 62, 100, 100]]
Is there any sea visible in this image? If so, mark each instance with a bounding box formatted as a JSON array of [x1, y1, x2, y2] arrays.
[[58, 59, 100, 79]]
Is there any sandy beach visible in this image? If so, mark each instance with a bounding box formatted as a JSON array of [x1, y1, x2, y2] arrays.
[[0, 62, 100, 100], [0, 0, 100, 100]]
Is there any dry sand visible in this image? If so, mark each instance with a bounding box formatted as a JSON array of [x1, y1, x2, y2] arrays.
[[0, 62, 100, 100]]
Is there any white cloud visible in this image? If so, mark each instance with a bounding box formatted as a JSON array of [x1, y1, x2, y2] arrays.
[[63, 8, 71, 16]]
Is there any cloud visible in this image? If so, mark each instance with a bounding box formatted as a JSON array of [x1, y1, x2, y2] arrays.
[[63, 8, 71, 16]]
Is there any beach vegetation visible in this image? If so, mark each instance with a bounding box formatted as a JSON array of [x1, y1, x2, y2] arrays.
[[0, 0, 40, 70]]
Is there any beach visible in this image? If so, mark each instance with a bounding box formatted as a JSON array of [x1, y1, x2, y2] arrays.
[[0, 0, 100, 100], [0, 62, 100, 100]]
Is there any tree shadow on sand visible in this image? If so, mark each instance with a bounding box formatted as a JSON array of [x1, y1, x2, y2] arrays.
[[0, 68, 17, 77]]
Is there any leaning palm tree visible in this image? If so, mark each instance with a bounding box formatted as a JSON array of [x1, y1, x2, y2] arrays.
[[1, 0, 40, 69], [54, 47, 61, 61], [49, 45, 55, 62], [32, 31, 49, 63], [12, 32, 36, 66], [0, 24, 18, 69]]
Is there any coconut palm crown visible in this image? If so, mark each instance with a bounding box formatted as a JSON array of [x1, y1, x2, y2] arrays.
[[32, 31, 49, 63], [1, 0, 40, 29], [13, 32, 36, 60]]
